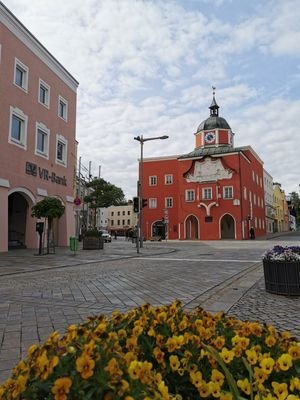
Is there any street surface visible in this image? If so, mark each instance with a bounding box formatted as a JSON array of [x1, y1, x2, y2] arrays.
[[0, 233, 299, 382]]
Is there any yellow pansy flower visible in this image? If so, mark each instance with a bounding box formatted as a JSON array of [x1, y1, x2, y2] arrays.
[[237, 378, 251, 395], [288, 344, 300, 360], [76, 353, 95, 379], [199, 382, 212, 398], [277, 354, 293, 371], [213, 336, 225, 350], [51, 377, 72, 400], [219, 348, 235, 364], [246, 348, 258, 365], [211, 369, 225, 387], [128, 360, 142, 380], [272, 382, 288, 400], [260, 357, 275, 375], [190, 370, 203, 388], [265, 335, 277, 347], [169, 355, 180, 371], [220, 392, 233, 400], [166, 337, 177, 352], [290, 377, 300, 391], [254, 367, 268, 384]]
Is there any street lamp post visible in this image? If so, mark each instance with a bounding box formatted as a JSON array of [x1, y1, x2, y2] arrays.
[[134, 134, 169, 249]]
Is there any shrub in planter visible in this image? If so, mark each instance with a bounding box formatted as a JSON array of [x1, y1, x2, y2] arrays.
[[263, 246, 300, 295], [0, 301, 299, 399], [82, 229, 103, 250]]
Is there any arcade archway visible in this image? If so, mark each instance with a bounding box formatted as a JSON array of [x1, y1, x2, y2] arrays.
[[220, 214, 235, 239], [152, 220, 166, 239], [185, 215, 199, 240]]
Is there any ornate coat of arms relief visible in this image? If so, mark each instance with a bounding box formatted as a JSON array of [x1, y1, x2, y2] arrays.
[[185, 157, 233, 183]]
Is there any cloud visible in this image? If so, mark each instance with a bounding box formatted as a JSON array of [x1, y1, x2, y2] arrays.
[[4, 0, 300, 199]]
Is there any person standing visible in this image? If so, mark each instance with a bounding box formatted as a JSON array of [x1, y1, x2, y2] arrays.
[[250, 227, 255, 240]]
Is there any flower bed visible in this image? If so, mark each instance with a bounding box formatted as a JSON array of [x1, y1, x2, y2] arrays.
[[263, 246, 300, 296], [0, 301, 299, 399]]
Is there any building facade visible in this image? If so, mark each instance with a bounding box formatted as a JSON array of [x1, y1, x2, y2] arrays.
[[107, 204, 137, 236], [141, 95, 266, 240], [0, 3, 78, 252], [263, 169, 275, 233]]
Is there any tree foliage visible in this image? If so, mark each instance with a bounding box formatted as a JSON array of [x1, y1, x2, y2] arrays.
[[84, 178, 125, 208], [31, 197, 65, 220], [289, 191, 300, 225], [31, 197, 65, 254]]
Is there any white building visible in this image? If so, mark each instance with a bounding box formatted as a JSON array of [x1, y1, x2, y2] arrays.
[[263, 169, 275, 233]]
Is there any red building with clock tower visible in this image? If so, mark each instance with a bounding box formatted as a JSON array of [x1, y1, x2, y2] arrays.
[[141, 93, 266, 240]]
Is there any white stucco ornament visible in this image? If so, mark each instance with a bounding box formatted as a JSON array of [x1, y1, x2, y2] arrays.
[[185, 158, 233, 183]]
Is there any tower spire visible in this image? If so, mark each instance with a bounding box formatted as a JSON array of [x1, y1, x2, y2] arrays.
[[209, 85, 219, 117]]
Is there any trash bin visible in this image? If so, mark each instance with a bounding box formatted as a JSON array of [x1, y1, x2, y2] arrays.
[[69, 236, 79, 251]]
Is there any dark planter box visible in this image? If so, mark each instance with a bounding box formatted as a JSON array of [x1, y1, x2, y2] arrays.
[[263, 260, 300, 296], [82, 237, 104, 250]]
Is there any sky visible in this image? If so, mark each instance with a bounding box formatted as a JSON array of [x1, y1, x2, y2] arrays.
[[4, 0, 300, 199]]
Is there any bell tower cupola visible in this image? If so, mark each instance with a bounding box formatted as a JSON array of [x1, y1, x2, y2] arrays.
[[195, 87, 234, 149]]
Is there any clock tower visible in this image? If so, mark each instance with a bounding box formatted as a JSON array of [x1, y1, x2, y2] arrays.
[[195, 89, 234, 149]]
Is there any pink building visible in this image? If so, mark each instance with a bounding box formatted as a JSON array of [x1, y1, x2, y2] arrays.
[[0, 3, 79, 252]]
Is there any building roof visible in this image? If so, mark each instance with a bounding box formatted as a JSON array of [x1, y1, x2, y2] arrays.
[[197, 116, 231, 132], [178, 145, 241, 160]]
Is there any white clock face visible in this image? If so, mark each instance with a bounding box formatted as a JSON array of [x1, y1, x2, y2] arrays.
[[205, 132, 215, 143]]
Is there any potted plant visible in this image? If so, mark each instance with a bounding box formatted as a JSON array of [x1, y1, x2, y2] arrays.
[[263, 245, 300, 295], [82, 229, 104, 250]]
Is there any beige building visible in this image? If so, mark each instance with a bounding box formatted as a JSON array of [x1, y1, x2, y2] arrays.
[[273, 183, 289, 233], [107, 204, 137, 235]]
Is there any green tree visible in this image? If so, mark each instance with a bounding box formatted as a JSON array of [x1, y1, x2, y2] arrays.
[[289, 191, 300, 226], [84, 178, 125, 227], [31, 197, 65, 254]]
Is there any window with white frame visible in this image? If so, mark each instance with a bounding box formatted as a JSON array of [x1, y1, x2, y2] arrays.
[[35, 122, 50, 158], [149, 198, 157, 208], [165, 197, 173, 208], [223, 186, 233, 199], [165, 174, 173, 185], [38, 79, 50, 108], [58, 95, 68, 121], [14, 59, 29, 92], [185, 190, 195, 202], [56, 135, 68, 165], [202, 187, 212, 200], [9, 107, 28, 149], [149, 176, 157, 186]]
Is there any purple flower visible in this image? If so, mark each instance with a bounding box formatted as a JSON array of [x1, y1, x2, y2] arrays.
[[263, 246, 300, 261]]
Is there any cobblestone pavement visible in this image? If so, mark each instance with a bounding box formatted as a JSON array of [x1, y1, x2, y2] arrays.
[[0, 236, 299, 382]]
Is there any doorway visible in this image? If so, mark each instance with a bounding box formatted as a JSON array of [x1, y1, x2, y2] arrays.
[[221, 214, 235, 239], [185, 215, 199, 239], [8, 192, 28, 248]]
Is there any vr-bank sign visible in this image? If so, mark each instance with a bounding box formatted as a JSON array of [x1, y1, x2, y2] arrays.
[[26, 162, 67, 186]]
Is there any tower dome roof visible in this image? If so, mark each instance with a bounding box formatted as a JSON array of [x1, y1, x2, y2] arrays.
[[197, 116, 231, 132], [197, 91, 231, 132]]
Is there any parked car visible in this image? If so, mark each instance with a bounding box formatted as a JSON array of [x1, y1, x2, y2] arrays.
[[100, 230, 112, 242]]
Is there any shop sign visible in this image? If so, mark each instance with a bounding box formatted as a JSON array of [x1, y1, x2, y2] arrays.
[[25, 162, 67, 186]]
